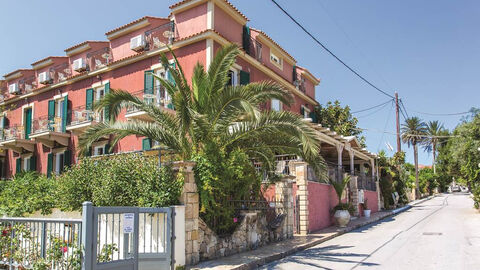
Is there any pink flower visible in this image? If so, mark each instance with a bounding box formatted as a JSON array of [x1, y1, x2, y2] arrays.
[[233, 217, 238, 223], [62, 246, 68, 253]]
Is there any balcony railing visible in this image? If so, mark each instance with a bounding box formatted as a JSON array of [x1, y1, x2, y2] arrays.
[[49, 62, 72, 84], [126, 87, 174, 114], [0, 125, 24, 141], [244, 36, 263, 62], [87, 47, 113, 71], [144, 22, 176, 51], [356, 173, 377, 191], [32, 115, 62, 134], [69, 105, 98, 126]]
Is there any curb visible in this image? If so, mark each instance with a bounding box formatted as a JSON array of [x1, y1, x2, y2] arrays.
[[194, 195, 436, 270]]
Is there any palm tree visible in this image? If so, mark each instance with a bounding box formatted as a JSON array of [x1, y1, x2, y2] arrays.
[[79, 44, 322, 173], [423, 120, 444, 174], [401, 117, 427, 199]]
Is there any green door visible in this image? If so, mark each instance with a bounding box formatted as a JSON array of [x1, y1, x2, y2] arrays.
[[24, 108, 32, 139], [62, 95, 69, 132]]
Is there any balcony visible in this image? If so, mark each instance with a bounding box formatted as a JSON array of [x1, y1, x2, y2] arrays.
[[49, 62, 72, 84], [29, 115, 70, 148], [66, 105, 99, 134], [125, 87, 174, 122], [144, 22, 175, 51], [0, 125, 35, 153], [18, 76, 37, 95], [244, 36, 263, 63], [356, 172, 377, 191], [86, 47, 113, 71]]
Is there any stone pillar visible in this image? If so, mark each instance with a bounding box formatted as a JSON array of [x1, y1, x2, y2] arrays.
[[173, 161, 199, 266], [336, 144, 344, 177], [293, 161, 309, 235], [348, 149, 355, 175], [376, 181, 382, 210], [349, 175, 360, 216], [275, 175, 295, 239]]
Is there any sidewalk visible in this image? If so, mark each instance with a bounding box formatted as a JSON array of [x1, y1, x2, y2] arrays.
[[190, 196, 434, 270]]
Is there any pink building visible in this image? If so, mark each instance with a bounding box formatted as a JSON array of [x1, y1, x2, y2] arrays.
[[0, 0, 319, 178]]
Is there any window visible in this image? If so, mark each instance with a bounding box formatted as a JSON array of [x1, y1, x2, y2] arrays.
[[271, 99, 282, 112], [55, 152, 65, 175], [226, 69, 238, 86], [23, 157, 31, 171], [270, 52, 282, 69], [154, 69, 171, 108], [301, 105, 310, 118], [93, 145, 106, 156], [255, 41, 262, 61], [95, 86, 106, 122]]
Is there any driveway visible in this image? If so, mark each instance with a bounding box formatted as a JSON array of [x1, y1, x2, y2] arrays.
[[261, 193, 480, 270]]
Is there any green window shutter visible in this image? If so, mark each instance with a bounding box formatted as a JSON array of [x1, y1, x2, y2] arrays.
[[242, 25, 251, 53], [240, 70, 250, 85], [24, 108, 32, 139], [62, 95, 68, 132], [64, 150, 71, 168], [30, 156, 36, 172], [168, 63, 176, 86], [292, 65, 297, 83], [86, 88, 94, 111], [104, 83, 110, 123], [142, 138, 151, 151], [309, 111, 317, 123], [47, 153, 53, 178], [300, 106, 305, 116], [144, 70, 154, 94], [105, 143, 111, 154], [85, 147, 92, 157], [48, 100, 56, 131], [16, 158, 21, 174]]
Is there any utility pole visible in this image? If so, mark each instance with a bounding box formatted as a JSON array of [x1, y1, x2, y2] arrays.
[[395, 92, 401, 153]]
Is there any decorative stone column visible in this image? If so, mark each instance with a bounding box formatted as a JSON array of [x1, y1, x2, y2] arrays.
[[275, 175, 295, 239], [349, 175, 360, 216], [376, 181, 382, 210], [173, 161, 199, 265], [293, 161, 309, 235]]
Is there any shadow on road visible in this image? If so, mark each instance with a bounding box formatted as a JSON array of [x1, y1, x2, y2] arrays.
[[263, 244, 379, 270]]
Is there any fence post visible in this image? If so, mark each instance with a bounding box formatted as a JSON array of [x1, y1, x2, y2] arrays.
[[40, 221, 47, 258], [349, 176, 360, 216], [276, 175, 295, 238], [293, 161, 309, 235], [82, 202, 93, 270]]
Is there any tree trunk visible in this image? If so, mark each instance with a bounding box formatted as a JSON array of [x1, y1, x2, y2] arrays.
[[414, 143, 420, 199], [432, 144, 436, 174]]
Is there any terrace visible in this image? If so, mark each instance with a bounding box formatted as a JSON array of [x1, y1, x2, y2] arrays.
[[86, 47, 113, 71], [125, 86, 174, 122], [29, 115, 70, 148], [0, 125, 35, 153], [66, 105, 99, 134]]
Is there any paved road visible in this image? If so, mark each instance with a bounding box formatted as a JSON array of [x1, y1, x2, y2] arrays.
[[261, 193, 480, 270]]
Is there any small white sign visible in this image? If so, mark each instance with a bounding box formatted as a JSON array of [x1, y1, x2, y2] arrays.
[[123, 213, 135, 234], [269, 202, 276, 208]]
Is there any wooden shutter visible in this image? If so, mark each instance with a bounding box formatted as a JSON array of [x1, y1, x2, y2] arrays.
[[309, 111, 317, 123], [62, 95, 68, 132], [240, 70, 250, 85], [85, 88, 94, 111], [144, 70, 154, 94], [47, 153, 53, 178], [142, 138, 151, 151], [168, 63, 176, 86], [16, 158, 21, 174], [24, 108, 32, 140], [104, 83, 110, 123], [64, 150, 71, 168], [300, 106, 305, 116], [242, 25, 251, 53], [48, 100, 56, 131], [292, 65, 297, 83], [105, 143, 111, 154], [30, 156, 36, 172]]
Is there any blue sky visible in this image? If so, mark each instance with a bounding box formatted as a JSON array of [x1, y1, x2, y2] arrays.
[[1, 0, 479, 165]]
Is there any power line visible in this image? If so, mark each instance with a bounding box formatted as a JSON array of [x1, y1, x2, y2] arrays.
[[399, 99, 409, 119], [353, 127, 459, 138], [377, 100, 395, 151], [271, 0, 395, 99], [408, 109, 470, 116], [351, 99, 394, 114], [356, 100, 393, 119]]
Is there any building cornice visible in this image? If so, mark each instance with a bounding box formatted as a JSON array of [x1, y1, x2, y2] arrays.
[[66, 43, 91, 56]]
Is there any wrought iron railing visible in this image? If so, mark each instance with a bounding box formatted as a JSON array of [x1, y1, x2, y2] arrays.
[[0, 125, 24, 141], [69, 105, 98, 126], [126, 86, 174, 114], [244, 36, 263, 62], [87, 47, 113, 71], [49, 62, 72, 84], [144, 22, 176, 51], [32, 115, 62, 134], [18, 76, 37, 94], [357, 173, 377, 191]]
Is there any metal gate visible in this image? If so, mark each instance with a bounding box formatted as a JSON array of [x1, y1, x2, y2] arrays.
[[294, 195, 300, 234], [82, 202, 172, 270]]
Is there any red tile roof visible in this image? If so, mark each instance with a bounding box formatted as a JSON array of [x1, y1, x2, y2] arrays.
[[64, 41, 109, 53], [31, 56, 68, 67], [169, 0, 248, 21], [105, 16, 168, 36], [250, 28, 296, 62], [3, 69, 34, 79], [296, 65, 320, 84]]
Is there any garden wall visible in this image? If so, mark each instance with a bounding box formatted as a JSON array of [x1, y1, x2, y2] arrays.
[[307, 181, 338, 232], [358, 190, 379, 216]]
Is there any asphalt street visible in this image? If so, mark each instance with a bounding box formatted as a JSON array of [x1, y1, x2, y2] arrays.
[[261, 193, 480, 270]]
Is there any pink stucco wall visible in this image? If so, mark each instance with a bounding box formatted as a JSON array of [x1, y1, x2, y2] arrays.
[[307, 181, 339, 232], [360, 190, 379, 216], [174, 3, 207, 40], [214, 4, 242, 45]]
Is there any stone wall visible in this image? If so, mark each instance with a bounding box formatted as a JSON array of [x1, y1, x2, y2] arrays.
[[197, 210, 290, 261]]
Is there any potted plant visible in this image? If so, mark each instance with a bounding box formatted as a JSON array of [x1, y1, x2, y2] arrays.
[[362, 198, 371, 218], [330, 175, 354, 227]]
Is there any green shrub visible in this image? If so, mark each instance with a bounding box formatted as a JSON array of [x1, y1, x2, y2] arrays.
[[56, 153, 182, 211], [193, 147, 261, 236], [0, 172, 57, 216]]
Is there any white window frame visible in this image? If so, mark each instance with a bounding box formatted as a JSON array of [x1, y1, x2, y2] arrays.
[[23, 157, 31, 171], [227, 69, 239, 86], [153, 68, 170, 108], [271, 99, 282, 112], [302, 105, 310, 118], [54, 152, 65, 175], [93, 145, 106, 156]]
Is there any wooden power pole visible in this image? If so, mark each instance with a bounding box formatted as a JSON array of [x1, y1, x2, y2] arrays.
[[395, 92, 401, 153]]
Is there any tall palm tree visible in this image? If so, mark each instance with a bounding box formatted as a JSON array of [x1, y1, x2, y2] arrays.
[[423, 120, 444, 174], [401, 117, 427, 199], [79, 44, 322, 172]]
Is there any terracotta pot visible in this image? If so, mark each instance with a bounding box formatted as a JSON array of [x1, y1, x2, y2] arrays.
[[334, 210, 351, 227], [364, 209, 371, 218]]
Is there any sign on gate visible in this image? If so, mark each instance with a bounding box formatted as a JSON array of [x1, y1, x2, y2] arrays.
[[123, 213, 135, 234]]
